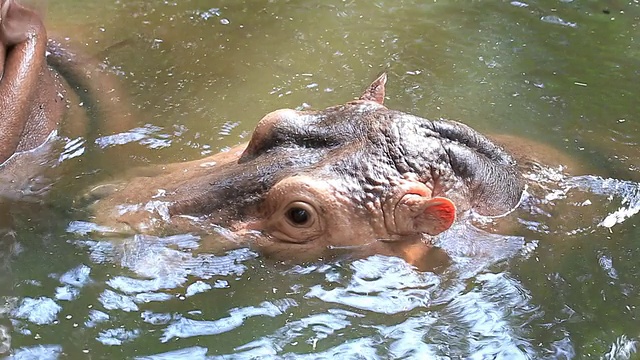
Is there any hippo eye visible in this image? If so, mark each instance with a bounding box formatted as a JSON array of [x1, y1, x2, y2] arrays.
[[284, 202, 315, 228], [287, 207, 309, 225]]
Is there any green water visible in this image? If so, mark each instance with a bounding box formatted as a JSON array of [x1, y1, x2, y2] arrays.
[[1, 0, 639, 358]]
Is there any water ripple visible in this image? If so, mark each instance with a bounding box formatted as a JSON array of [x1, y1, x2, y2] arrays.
[[96, 328, 141, 346], [232, 308, 360, 357], [54, 286, 79, 301], [306, 255, 440, 314], [443, 272, 539, 358], [569, 176, 640, 229], [95, 124, 172, 150], [603, 335, 638, 360], [99, 289, 139, 312], [58, 264, 92, 287], [85, 309, 110, 328], [541, 15, 577, 28], [185, 281, 212, 297], [58, 137, 85, 162], [136, 346, 209, 360], [75, 234, 257, 295], [161, 299, 297, 342], [6, 344, 62, 360], [285, 338, 379, 360], [521, 167, 640, 234], [375, 315, 441, 358], [18, 166, 637, 358], [11, 297, 61, 326], [140, 311, 173, 326]]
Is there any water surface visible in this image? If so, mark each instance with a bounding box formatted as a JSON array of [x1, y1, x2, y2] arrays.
[[1, 0, 639, 358]]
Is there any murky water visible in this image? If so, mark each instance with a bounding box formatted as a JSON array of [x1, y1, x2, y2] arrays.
[[1, 0, 639, 358]]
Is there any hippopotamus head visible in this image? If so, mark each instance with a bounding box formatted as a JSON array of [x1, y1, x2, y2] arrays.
[[87, 74, 524, 261]]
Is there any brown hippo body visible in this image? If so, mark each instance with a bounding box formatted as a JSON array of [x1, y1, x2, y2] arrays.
[[0, 0, 132, 199], [0, 0, 65, 164], [86, 74, 531, 264]]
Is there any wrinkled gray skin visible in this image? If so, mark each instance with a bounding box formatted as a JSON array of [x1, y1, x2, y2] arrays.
[[89, 74, 525, 264]]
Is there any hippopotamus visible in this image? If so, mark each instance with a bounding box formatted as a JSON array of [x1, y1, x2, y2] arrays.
[[0, 0, 65, 165], [85, 73, 529, 263]]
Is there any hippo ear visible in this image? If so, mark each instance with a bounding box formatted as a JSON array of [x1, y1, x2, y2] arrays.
[[394, 195, 456, 236], [359, 73, 387, 105]]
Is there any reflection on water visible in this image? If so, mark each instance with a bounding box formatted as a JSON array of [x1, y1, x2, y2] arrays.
[[516, 164, 640, 242], [94, 125, 173, 150], [0, 135, 61, 202], [573, 176, 640, 229], [6, 164, 640, 358], [0, 0, 639, 358], [6, 228, 541, 358]]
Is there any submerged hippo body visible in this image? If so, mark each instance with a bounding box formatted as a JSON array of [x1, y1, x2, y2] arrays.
[[88, 74, 526, 262]]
